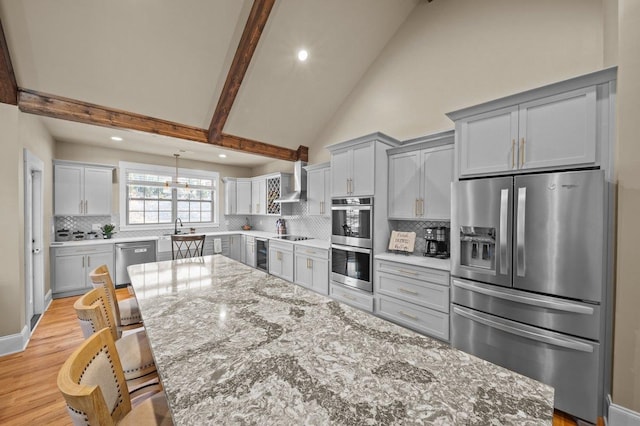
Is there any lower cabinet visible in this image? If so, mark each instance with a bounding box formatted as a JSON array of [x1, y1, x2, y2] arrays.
[[269, 240, 294, 282], [52, 244, 114, 298], [244, 236, 256, 268], [330, 282, 374, 313], [294, 246, 329, 295], [227, 234, 242, 262], [374, 259, 450, 341]]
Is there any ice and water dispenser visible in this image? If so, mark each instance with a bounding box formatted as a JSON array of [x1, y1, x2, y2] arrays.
[[459, 226, 496, 271]]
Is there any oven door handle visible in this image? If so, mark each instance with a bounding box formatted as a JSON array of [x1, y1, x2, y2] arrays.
[[331, 205, 372, 211], [331, 244, 371, 254]]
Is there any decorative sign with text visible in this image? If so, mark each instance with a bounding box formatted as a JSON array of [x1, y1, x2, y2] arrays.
[[388, 231, 416, 253]]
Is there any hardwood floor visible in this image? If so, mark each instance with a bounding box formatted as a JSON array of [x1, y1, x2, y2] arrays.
[[0, 290, 593, 425]]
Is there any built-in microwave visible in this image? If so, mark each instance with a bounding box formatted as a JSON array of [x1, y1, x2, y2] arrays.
[[331, 244, 372, 292], [331, 198, 373, 249]]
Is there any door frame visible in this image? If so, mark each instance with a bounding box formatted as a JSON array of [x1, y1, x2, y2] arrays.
[[24, 149, 45, 330]]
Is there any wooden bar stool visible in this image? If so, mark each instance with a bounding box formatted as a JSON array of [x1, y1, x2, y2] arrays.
[[171, 234, 205, 259], [74, 286, 159, 397], [57, 327, 172, 425], [90, 264, 142, 328]]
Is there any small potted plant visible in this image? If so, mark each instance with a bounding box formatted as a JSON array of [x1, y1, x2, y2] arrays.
[[100, 224, 116, 239]]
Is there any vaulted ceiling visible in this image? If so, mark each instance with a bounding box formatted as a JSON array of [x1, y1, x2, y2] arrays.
[[0, 0, 417, 165]]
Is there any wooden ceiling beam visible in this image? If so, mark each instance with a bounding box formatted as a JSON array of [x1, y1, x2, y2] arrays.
[[0, 19, 18, 105], [18, 89, 307, 162], [208, 0, 276, 142], [18, 89, 208, 142]]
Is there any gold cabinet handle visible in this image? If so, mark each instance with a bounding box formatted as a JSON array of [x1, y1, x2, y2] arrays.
[[420, 199, 424, 216], [342, 293, 356, 301], [512, 139, 516, 169], [415, 199, 418, 217], [398, 310, 418, 321], [398, 287, 419, 296], [397, 268, 419, 276], [520, 138, 525, 166], [85, 200, 88, 214]]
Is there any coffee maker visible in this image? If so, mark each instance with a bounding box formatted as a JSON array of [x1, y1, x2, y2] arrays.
[[424, 226, 450, 258], [424, 227, 439, 257]]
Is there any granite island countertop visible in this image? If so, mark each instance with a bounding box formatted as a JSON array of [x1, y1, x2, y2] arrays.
[[128, 255, 553, 425]]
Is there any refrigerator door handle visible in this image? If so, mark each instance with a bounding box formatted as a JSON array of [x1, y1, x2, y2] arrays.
[[499, 188, 509, 274], [452, 278, 595, 315], [516, 187, 526, 276], [452, 306, 594, 353]]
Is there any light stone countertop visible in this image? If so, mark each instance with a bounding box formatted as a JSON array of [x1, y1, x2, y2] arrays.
[[375, 252, 451, 271], [128, 255, 553, 425], [50, 230, 331, 250]]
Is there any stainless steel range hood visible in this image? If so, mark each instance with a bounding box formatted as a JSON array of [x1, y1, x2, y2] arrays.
[[274, 161, 307, 203]]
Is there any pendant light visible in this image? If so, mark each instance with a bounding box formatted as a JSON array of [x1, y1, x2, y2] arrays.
[[165, 154, 189, 189]]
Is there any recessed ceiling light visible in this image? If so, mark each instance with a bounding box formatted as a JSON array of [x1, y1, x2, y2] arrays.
[[297, 49, 309, 62], [111, 136, 123, 141], [218, 154, 227, 158]]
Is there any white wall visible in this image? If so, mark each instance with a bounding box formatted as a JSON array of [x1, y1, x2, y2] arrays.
[[308, 0, 604, 163]]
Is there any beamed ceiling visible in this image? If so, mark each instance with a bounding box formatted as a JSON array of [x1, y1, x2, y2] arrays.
[[0, 0, 418, 166]]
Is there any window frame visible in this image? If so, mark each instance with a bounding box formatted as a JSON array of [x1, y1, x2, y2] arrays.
[[119, 161, 219, 231]]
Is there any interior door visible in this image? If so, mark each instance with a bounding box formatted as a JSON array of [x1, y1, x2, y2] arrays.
[[451, 176, 513, 287], [513, 170, 604, 302]]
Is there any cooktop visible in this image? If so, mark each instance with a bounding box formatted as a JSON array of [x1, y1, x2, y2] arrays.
[[272, 235, 311, 241]]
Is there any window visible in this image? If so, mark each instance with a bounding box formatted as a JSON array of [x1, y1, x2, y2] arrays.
[[119, 161, 218, 229]]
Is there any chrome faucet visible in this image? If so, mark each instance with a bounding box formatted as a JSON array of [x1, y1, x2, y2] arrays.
[[174, 218, 183, 234]]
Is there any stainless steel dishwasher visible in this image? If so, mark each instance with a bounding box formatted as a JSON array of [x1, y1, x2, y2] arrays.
[[115, 241, 157, 287]]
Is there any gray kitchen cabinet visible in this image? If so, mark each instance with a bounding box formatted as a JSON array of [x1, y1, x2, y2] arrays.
[[388, 132, 453, 221], [305, 163, 330, 216], [374, 259, 450, 341], [223, 178, 237, 215], [448, 69, 617, 178], [54, 162, 113, 216], [251, 178, 266, 215], [52, 243, 114, 298], [236, 179, 252, 215], [228, 234, 242, 262], [329, 283, 374, 313], [294, 246, 329, 295], [328, 133, 400, 198], [244, 236, 256, 267], [268, 240, 294, 282], [329, 143, 374, 197]]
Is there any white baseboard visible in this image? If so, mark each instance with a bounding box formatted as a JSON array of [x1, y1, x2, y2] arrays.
[[44, 289, 52, 310], [0, 325, 29, 357], [609, 395, 640, 426], [0, 291, 52, 357]]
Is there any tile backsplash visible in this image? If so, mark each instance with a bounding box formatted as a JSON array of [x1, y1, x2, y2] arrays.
[[388, 220, 450, 255], [53, 201, 330, 241]]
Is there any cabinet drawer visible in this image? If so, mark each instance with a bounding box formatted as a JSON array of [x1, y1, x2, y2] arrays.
[[295, 246, 328, 259], [269, 240, 294, 252], [54, 244, 114, 256], [376, 295, 449, 341], [330, 283, 373, 313], [377, 271, 449, 313], [376, 260, 449, 285]]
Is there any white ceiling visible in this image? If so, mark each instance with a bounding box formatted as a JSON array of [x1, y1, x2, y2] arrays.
[[0, 0, 417, 165]]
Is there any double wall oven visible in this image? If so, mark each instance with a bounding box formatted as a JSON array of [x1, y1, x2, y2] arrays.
[[331, 198, 373, 292]]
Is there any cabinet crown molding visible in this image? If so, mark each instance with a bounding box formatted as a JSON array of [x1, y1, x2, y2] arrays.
[[446, 67, 617, 122], [325, 132, 400, 152]]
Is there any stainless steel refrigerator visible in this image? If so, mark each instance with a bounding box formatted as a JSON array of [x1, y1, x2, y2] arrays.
[[450, 169, 605, 423]]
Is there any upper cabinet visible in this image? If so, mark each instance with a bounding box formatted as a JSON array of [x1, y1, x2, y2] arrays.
[[447, 68, 617, 178], [305, 162, 330, 216], [251, 178, 266, 215], [224, 173, 291, 216], [388, 132, 454, 221], [54, 162, 113, 216], [327, 133, 400, 198]]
